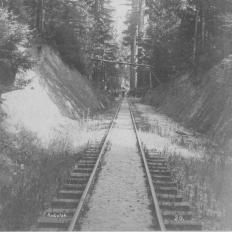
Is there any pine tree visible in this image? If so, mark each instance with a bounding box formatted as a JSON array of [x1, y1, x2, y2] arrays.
[[89, 0, 119, 89], [139, 0, 232, 85]]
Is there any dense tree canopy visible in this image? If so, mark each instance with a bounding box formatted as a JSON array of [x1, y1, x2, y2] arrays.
[[123, 0, 232, 87], [1, 0, 231, 89], [0, 7, 32, 85], [0, 0, 120, 89]]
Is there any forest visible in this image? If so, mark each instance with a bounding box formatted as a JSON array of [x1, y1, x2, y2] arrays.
[[1, 0, 232, 89], [1, 0, 232, 231], [123, 0, 232, 88], [0, 0, 121, 90]]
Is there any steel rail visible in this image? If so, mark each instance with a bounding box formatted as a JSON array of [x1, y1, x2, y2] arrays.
[[67, 101, 122, 231], [129, 102, 166, 231]]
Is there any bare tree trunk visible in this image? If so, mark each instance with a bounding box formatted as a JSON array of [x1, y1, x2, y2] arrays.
[[36, 0, 41, 32], [130, 37, 136, 90], [41, 0, 45, 33], [36, 0, 45, 34], [134, 26, 138, 89], [193, 8, 199, 66], [138, 0, 145, 36], [94, 0, 99, 15], [130, 0, 138, 90], [149, 70, 153, 89], [200, 0, 206, 52], [201, 7, 205, 51], [136, 0, 146, 89]]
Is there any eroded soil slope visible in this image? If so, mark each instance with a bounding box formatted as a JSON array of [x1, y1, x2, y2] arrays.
[[144, 55, 232, 153], [0, 45, 107, 146]]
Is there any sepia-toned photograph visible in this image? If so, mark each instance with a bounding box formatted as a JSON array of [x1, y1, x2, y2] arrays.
[[0, 0, 231, 231]]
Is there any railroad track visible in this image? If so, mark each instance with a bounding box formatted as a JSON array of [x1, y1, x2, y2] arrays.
[[34, 103, 121, 231], [35, 99, 202, 231], [129, 103, 202, 231]]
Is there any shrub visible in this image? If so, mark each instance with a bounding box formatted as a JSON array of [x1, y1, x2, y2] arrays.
[[0, 129, 80, 230]]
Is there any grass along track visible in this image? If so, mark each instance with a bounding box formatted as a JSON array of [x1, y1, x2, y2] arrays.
[[129, 102, 202, 231], [34, 99, 202, 231], [33, 102, 121, 231]]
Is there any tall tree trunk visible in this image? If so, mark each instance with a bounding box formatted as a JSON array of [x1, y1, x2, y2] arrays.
[[36, 0, 45, 34], [41, 0, 45, 33], [138, 0, 145, 36], [130, 0, 143, 90], [130, 35, 136, 90], [193, 8, 199, 66], [149, 70, 153, 89], [137, 0, 145, 88], [130, 0, 138, 90], [201, 10, 205, 51], [94, 0, 99, 15], [193, 0, 200, 80], [36, 0, 41, 32], [200, 1, 205, 51], [134, 30, 138, 89]]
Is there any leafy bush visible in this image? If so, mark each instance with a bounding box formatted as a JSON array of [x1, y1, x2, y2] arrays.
[[166, 152, 229, 230], [0, 8, 32, 85]]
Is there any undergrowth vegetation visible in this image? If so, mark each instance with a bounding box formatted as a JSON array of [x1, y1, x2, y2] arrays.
[[164, 149, 229, 230], [134, 103, 232, 230], [0, 101, 118, 230], [0, 128, 84, 230]]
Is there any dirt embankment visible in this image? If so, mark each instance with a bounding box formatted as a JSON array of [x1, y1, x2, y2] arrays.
[[34, 45, 107, 118], [1, 45, 108, 122], [0, 45, 111, 147], [144, 55, 232, 153], [0, 45, 115, 230]]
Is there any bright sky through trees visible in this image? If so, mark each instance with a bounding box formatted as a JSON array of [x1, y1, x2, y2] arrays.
[[110, 0, 130, 41]]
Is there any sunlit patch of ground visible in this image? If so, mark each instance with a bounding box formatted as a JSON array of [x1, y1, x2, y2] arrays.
[[133, 102, 232, 230], [1, 73, 110, 151]]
